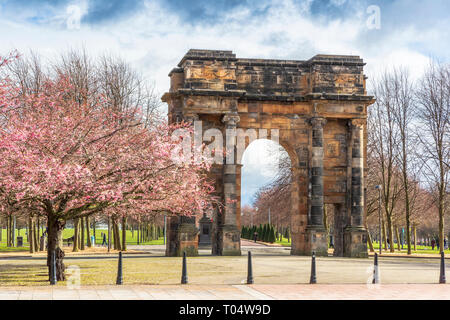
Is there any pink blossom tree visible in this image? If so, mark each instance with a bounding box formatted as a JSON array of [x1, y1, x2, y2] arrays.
[[0, 55, 215, 280]]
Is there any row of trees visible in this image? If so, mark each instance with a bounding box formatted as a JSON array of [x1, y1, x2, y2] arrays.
[[70, 217, 164, 251], [367, 63, 449, 254], [241, 224, 289, 243], [0, 49, 216, 280], [247, 61, 449, 254]]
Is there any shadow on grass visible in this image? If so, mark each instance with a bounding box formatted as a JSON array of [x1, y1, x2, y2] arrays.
[[0, 264, 49, 285]]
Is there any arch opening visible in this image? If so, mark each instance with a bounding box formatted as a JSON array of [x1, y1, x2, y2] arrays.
[[239, 139, 294, 247]]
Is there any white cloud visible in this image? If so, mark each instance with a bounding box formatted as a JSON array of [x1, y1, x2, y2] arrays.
[[1, 0, 448, 206], [1, 0, 446, 95]]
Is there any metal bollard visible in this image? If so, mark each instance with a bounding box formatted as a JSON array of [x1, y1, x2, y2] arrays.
[[50, 250, 57, 285], [439, 251, 446, 284], [181, 251, 188, 284], [247, 251, 254, 284], [310, 251, 317, 284], [372, 253, 379, 284], [116, 251, 123, 285]]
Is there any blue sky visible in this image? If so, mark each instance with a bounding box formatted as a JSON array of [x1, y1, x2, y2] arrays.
[[1, 0, 449, 206]]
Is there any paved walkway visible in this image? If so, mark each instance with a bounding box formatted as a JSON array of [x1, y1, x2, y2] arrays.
[[0, 284, 449, 300]]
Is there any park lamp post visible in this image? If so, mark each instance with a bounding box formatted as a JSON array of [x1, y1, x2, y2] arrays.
[[375, 185, 382, 255]]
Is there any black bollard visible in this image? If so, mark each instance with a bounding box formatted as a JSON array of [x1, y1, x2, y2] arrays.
[[116, 251, 123, 285], [439, 251, 446, 284], [372, 253, 379, 284], [247, 251, 254, 284], [310, 251, 317, 284], [181, 251, 188, 284], [50, 250, 57, 285]]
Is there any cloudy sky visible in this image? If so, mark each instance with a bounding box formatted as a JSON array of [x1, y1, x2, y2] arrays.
[[1, 0, 448, 206]]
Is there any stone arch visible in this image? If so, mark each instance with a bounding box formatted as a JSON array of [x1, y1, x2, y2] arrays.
[[162, 49, 375, 257]]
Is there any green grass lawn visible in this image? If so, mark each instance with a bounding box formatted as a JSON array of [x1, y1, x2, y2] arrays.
[[275, 237, 292, 247], [0, 227, 164, 252], [370, 241, 449, 254], [273, 237, 448, 255]]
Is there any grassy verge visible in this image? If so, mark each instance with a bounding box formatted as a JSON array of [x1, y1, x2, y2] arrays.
[[0, 256, 250, 287], [0, 228, 164, 252], [272, 238, 449, 255], [371, 242, 449, 254], [275, 238, 292, 247]]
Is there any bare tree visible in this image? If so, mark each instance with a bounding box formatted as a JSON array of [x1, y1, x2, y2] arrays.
[[96, 53, 161, 125], [369, 70, 405, 252], [416, 61, 450, 253], [1, 50, 47, 95], [390, 67, 416, 254], [252, 145, 292, 227]]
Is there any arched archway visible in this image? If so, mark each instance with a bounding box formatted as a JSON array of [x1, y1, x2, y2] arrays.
[[163, 49, 374, 258], [239, 138, 293, 229]]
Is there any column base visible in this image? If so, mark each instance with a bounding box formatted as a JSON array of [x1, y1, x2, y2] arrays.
[[343, 226, 368, 258], [177, 222, 199, 256], [218, 224, 241, 256], [165, 222, 199, 257], [291, 226, 328, 256]]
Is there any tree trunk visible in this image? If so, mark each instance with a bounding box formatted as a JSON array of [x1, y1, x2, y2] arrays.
[[367, 230, 375, 252], [112, 219, 117, 250], [122, 216, 127, 251], [80, 217, 85, 250], [33, 219, 39, 252], [413, 224, 417, 251], [93, 218, 96, 239], [382, 220, 388, 251], [107, 217, 111, 252], [9, 215, 13, 247], [6, 216, 10, 247], [114, 220, 121, 251], [37, 217, 40, 244], [438, 187, 445, 254], [72, 218, 79, 252], [366, 226, 375, 252], [29, 216, 35, 253], [386, 217, 395, 252], [47, 216, 66, 281], [86, 216, 91, 247], [395, 225, 401, 251], [137, 222, 140, 245]]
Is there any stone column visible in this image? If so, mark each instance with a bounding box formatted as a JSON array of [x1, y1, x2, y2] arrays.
[[219, 112, 241, 256], [344, 119, 368, 258], [165, 113, 200, 257], [305, 117, 328, 256]]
